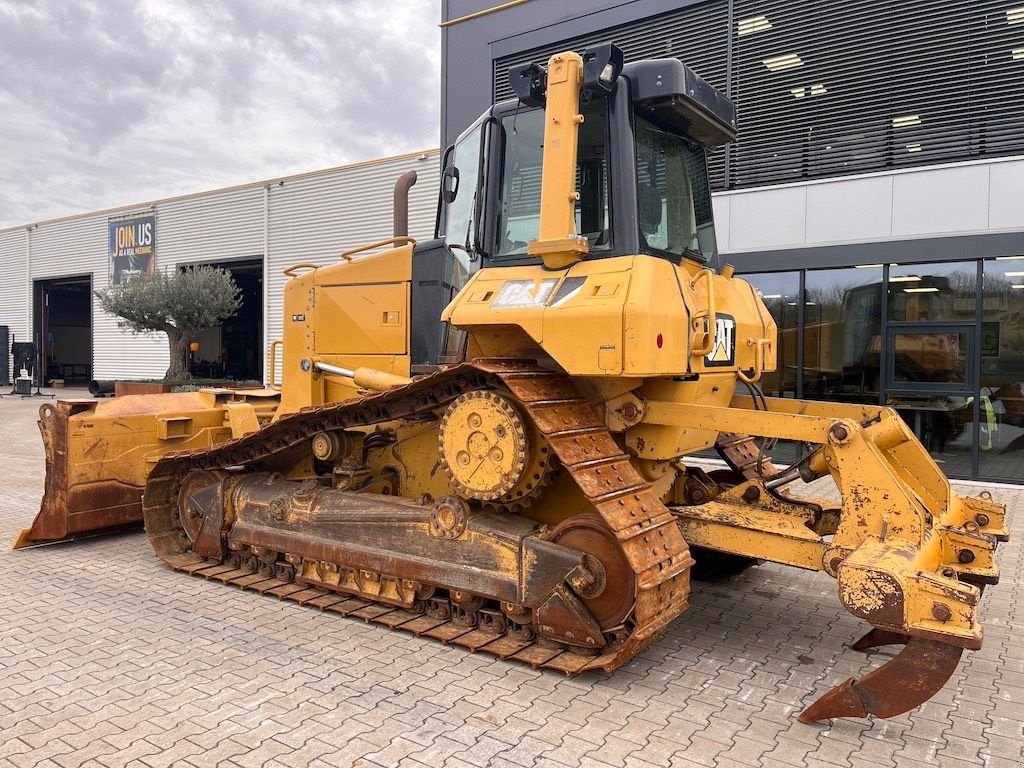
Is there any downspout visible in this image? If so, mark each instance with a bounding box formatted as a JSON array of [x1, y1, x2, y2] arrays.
[[263, 184, 270, 386]]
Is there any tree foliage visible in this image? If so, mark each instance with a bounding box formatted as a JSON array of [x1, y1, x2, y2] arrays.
[[96, 266, 242, 380]]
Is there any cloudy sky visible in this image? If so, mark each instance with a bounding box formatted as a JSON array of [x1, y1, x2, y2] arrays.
[[0, 0, 441, 229]]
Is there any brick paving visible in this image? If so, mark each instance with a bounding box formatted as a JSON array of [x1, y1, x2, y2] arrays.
[[0, 389, 1020, 768]]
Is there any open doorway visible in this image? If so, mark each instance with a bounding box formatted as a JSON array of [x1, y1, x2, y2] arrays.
[[34, 276, 92, 386], [185, 259, 263, 382]]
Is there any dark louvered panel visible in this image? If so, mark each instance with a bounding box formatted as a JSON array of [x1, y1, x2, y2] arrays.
[[493, 1, 730, 190], [491, 1, 1024, 190], [730, 0, 1024, 186]]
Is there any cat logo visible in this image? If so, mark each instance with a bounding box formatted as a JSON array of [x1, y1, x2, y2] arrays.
[[705, 314, 737, 366]]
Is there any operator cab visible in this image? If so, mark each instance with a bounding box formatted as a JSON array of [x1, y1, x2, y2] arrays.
[[412, 44, 737, 367]]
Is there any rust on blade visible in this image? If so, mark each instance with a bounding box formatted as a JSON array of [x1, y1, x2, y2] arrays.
[[798, 637, 963, 723], [13, 402, 145, 548]]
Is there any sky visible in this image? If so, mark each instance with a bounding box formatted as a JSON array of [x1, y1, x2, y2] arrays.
[[0, 0, 441, 229]]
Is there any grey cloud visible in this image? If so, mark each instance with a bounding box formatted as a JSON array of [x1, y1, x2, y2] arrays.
[[0, 0, 441, 228]]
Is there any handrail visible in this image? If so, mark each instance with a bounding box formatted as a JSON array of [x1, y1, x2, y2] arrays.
[[689, 268, 717, 357], [268, 340, 283, 391], [282, 263, 320, 277], [736, 338, 771, 385], [340, 236, 416, 261]]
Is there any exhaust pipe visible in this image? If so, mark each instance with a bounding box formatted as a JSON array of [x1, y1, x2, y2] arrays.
[[393, 170, 418, 241]]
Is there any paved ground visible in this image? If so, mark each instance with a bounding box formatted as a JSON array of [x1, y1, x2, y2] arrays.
[[0, 390, 1021, 768]]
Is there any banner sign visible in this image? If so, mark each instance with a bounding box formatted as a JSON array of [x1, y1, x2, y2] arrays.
[[108, 213, 156, 285]]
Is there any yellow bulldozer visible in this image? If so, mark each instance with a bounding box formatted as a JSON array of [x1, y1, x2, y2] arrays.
[[14, 44, 1007, 724]]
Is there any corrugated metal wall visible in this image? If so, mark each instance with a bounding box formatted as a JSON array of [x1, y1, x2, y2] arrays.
[[0, 150, 440, 383], [266, 153, 440, 381], [0, 230, 28, 356]]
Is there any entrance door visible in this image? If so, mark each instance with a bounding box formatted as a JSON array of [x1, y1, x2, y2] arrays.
[[183, 259, 263, 382], [883, 323, 977, 476], [34, 276, 93, 386]]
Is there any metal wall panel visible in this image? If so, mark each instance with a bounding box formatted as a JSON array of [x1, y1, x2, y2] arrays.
[[988, 159, 1024, 230], [891, 165, 991, 237], [718, 156, 1024, 254], [158, 187, 265, 267], [265, 152, 439, 382], [0, 230, 27, 350]]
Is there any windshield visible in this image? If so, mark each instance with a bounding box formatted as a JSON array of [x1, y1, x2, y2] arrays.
[[634, 113, 715, 262], [495, 100, 609, 259]]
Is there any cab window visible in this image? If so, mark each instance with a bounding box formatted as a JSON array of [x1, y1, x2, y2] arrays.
[[495, 100, 610, 259], [634, 113, 715, 262]]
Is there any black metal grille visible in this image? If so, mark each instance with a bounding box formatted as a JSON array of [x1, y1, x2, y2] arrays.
[[492, 0, 1024, 190]]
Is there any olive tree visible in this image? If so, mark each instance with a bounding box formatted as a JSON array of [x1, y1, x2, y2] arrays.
[[96, 266, 241, 380]]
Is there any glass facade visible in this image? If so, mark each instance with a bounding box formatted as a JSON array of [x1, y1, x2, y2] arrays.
[[980, 257, 1024, 480], [745, 258, 1024, 482]]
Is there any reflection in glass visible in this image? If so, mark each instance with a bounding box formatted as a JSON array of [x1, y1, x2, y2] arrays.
[[979, 257, 1024, 480], [890, 331, 968, 385], [495, 99, 610, 259], [886, 394, 976, 477], [742, 271, 801, 463], [888, 261, 977, 322], [744, 272, 800, 399], [803, 266, 882, 404]]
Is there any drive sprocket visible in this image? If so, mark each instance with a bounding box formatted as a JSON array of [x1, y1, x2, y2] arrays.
[[438, 390, 532, 502]]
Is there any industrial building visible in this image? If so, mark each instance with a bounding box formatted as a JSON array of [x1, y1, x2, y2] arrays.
[[0, 151, 439, 386], [440, 0, 1024, 482]]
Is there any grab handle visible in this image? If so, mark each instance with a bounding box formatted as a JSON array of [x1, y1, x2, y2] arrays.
[[689, 269, 717, 357]]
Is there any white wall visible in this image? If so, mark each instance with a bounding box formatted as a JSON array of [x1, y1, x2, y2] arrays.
[[713, 156, 1024, 255], [0, 150, 440, 382]]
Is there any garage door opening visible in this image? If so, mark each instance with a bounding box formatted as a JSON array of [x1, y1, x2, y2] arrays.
[[186, 259, 263, 382], [34, 276, 92, 386]]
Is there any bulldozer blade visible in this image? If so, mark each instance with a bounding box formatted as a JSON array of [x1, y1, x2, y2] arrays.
[[14, 393, 268, 549], [798, 637, 963, 723], [850, 627, 909, 651]]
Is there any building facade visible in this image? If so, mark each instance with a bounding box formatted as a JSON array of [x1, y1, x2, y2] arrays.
[[0, 151, 439, 386], [441, 0, 1024, 482]]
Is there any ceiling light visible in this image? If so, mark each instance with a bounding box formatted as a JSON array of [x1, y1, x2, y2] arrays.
[[856, 264, 883, 269], [1005, 271, 1024, 277], [890, 275, 922, 282], [1013, 47, 1024, 60], [763, 54, 804, 72], [805, 301, 816, 306], [907, 143, 923, 153], [786, 301, 798, 306], [739, 15, 773, 35], [1008, 6, 1024, 24], [792, 83, 827, 98], [904, 287, 940, 293], [892, 115, 922, 128], [1013, 284, 1024, 289], [995, 256, 1024, 260], [761, 294, 782, 299]]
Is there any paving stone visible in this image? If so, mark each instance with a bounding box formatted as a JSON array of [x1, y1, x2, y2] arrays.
[[0, 394, 1020, 768]]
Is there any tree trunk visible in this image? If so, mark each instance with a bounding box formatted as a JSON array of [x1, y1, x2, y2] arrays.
[[165, 329, 192, 381]]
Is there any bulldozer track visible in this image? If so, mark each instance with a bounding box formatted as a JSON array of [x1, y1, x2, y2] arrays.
[[143, 360, 694, 675]]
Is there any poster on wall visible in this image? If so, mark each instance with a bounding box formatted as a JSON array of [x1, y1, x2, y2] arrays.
[[108, 212, 156, 285]]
